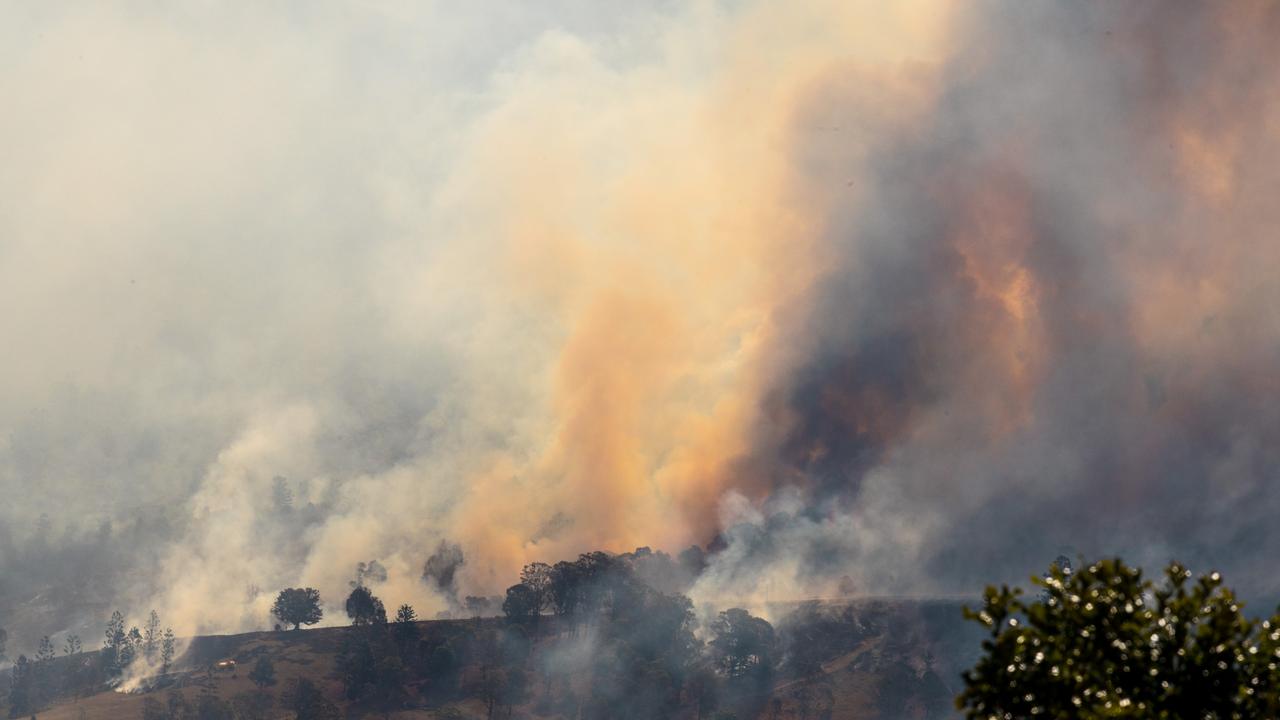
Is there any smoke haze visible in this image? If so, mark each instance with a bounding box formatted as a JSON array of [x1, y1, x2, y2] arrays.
[[2, 0, 1278, 646]]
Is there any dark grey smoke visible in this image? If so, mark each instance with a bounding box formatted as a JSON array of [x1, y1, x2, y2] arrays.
[[0, 512, 177, 655], [423, 541, 466, 603], [714, 2, 1280, 602]]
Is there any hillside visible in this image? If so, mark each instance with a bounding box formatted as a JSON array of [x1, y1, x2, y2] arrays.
[[16, 599, 981, 720]]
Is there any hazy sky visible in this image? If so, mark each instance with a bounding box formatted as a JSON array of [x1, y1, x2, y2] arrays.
[[3, 1, 1279, 636]]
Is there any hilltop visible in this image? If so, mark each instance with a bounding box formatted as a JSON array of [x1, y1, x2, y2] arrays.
[[15, 598, 980, 720]]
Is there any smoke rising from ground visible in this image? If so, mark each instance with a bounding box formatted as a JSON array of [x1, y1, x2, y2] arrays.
[[1, 0, 1278, 645], [694, 0, 1280, 608]]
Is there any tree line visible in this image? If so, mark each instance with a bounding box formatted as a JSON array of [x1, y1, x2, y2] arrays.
[[494, 549, 777, 720], [261, 551, 1280, 718], [3, 608, 176, 717], [244, 546, 776, 719], [34, 544, 1270, 719]]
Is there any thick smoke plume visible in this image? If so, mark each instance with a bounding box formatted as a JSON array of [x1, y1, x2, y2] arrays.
[[1, 0, 1278, 648], [694, 0, 1280, 609]]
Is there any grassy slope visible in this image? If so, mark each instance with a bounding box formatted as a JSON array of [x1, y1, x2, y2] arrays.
[[31, 601, 979, 720]]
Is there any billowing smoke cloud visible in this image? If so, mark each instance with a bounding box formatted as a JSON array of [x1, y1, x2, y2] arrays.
[[422, 541, 465, 605], [694, 1, 1280, 608], [1, 0, 1278, 647]]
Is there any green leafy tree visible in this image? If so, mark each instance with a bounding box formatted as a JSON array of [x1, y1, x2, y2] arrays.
[[548, 560, 583, 617], [32, 635, 56, 705], [709, 608, 776, 681], [957, 558, 1280, 718], [502, 583, 539, 624], [393, 604, 420, 647], [582, 585, 700, 719], [344, 585, 387, 626], [126, 626, 143, 665], [394, 603, 417, 624], [102, 610, 127, 675], [272, 587, 323, 630], [519, 562, 553, 615], [161, 627, 176, 673], [34, 635, 55, 665]]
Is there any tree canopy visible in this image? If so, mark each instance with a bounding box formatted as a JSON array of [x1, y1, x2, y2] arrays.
[[958, 558, 1280, 718], [502, 583, 539, 623], [709, 608, 776, 681], [519, 562, 553, 615], [272, 588, 324, 630], [393, 603, 419, 645], [344, 585, 387, 626]]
